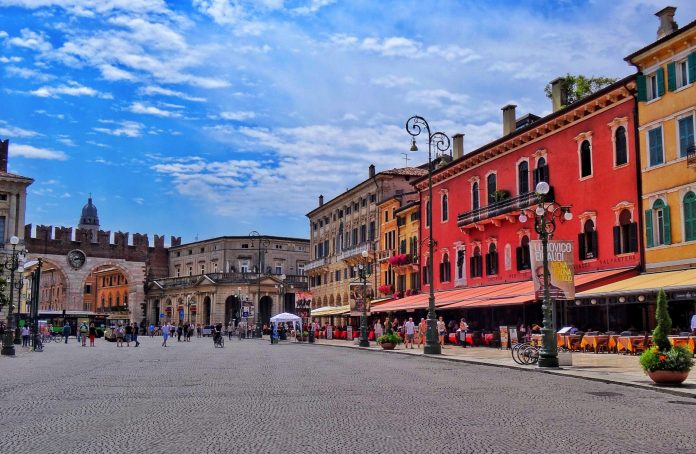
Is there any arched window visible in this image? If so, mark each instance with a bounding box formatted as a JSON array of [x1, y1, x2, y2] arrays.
[[615, 126, 628, 166], [533, 157, 548, 187], [516, 235, 531, 270], [579, 219, 598, 260], [684, 192, 696, 242], [580, 140, 592, 178], [614, 209, 638, 254], [439, 253, 451, 282], [472, 182, 479, 211], [441, 194, 449, 222], [646, 199, 671, 247], [485, 243, 498, 275], [470, 246, 483, 278], [456, 248, 465, 280], [487, 173, 497, 204], [425, 201, 431, 228], [518, 161, 529, 194]]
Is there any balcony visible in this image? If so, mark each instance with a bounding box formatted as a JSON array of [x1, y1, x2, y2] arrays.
[[457, 187, 554, 229], [687, 145, 696, 168], [337, 242, 375, 262], [377, 249, 395, 262], [149, 273, 309, 290], [304, 257, 332, 272]]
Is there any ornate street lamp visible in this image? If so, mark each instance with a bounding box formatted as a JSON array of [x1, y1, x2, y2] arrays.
[[1, 236, 26, 356], [249, 231, 269, 338], [518, 181, 572, 368], [356, 250, 372, 347], [406, 116, 451, 355]]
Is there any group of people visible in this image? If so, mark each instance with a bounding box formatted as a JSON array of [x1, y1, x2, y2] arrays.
[[112, 322, 140, 348]]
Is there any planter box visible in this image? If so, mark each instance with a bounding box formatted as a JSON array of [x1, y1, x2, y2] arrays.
[[380, 342, 395, 350], [647, 370, 690, 386]]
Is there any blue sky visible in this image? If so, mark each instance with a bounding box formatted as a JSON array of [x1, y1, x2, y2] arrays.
[[2, 0, 695, 244]]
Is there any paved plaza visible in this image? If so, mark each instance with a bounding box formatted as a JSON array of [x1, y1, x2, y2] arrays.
[[1, 337, 695, 454]]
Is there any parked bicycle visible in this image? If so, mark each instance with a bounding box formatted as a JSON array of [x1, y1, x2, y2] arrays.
[[511, 342, 539, 365], [43, 332, 61, 343]]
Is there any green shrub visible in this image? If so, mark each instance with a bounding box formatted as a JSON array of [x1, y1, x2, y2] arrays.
[[639, 346, 694, 372], [652, 289, 671, 352], [377, 332, 402, 345]]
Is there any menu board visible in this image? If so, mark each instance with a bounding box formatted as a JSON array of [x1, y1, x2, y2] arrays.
[[499, 326, 510, 349], [509, 327, 519, 345]]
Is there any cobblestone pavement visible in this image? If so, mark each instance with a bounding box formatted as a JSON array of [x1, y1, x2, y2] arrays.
[[1, 337, 695, 454]]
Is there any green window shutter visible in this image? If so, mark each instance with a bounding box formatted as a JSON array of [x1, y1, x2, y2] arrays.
[[656, 67, 665, 97], [667, 62, 676, 91], [662, 204, 672, 245], [636, 74, 647, 102], [645, 209, 654, 248], [688, 52, 696, 84]]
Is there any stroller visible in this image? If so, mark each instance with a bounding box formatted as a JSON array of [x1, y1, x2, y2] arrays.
[[213, 329, 224, 348]]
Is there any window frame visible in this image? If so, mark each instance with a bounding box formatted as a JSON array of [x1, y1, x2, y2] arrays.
[[647, 125, 665, 167], [683, 191, 696, 242], [517, 159, 530, 195], [677, 113, 695, 159], [614, 125, 628, 167], [441, 192, 449, 222], [579, 139, 593, 179]]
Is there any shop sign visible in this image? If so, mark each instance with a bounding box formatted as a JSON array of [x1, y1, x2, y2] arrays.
[[499, 326, 509, 349], [530, 240, 575, 300]]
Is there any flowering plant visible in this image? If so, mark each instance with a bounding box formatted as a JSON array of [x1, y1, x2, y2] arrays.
[[639, 346, 693, 372], [388, 254, 410, 266], [392, 291, 402, 299], [378, 284, 393, 295], [377, 332, 402, 345]]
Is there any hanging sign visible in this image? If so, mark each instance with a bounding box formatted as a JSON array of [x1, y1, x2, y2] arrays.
[[530, 240, 575, 300]]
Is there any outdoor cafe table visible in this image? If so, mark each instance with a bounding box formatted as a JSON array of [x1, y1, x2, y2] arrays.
[[611, 335, 650, 354], [530, 334, 543, 347], [579, 335, 610, 353], [668, 336, 696, 353]]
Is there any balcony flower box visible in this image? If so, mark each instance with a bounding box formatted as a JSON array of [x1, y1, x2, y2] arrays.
[[378, 284, 393, 295]]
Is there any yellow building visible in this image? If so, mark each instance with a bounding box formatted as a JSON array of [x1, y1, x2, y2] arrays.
[[625, 7, 696, 272], [377, 195, 420, 298]]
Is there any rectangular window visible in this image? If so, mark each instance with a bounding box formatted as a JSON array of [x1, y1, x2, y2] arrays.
[[384, 210, 389, 222], [346, 206, 351, 215], [335, 270, 341, 281], [648, 126, 664, 166], [647, 73, 659, 100], [678, 115, 695, 158], [370, 194, 376, 203], [200, 264, 205, 274], [360, 224, 366, 243], [368, 221, 375, 241], [0, 216, 5, 246], [200, 247, 205, 253], [242, 243, 249, 249], [275, 265, 282, 274], [677, 59, 689, 89], [84, 285, 91, 294]]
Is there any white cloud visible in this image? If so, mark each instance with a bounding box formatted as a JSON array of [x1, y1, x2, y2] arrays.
[[29, 82, 113, 99], [218, 111, 256, 121], [292, 0, 335, 15], [34, 110, 65, 120], [128, 102, 182, 118], [139, 85, 206, 102], [0, 56, 22, 63], [330, 34, 479, 62], [5, 65, 55, 81], [98, 64, 136, 81], [93, 120, 144, 137], [10, 143, 67, 160], [56, 135, 76, 146], [370, 75, 415, 88], [0, 120, 41, 137], [133, 197, 145, 204], [6, 28, 52, 52]]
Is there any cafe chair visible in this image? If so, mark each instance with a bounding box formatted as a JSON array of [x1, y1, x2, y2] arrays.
[[630, 334, 650, 355], [568, 333, 584, 351]]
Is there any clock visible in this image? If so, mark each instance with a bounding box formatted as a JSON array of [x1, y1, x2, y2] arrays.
[[67, 249, 86, 269]]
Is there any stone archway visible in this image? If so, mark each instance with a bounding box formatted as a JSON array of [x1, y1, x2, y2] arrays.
[[225, 295, 240, 326], [202, 296, 212, 325], [259, 295, 273, 326], [34, 259, 70, 310]]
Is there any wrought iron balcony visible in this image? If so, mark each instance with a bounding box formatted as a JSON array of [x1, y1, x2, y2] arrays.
[[337, 241, 375, 262], [457, 187, 554, 228], [304, 256, 332, 272]]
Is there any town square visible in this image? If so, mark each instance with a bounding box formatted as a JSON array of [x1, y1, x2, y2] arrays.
[[1, 1, 696, 452]]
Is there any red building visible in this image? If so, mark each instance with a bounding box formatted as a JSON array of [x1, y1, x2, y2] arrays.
[[377, 76, 644, 332]]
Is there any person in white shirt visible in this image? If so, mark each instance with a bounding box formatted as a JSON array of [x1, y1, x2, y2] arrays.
[[404, 317, 416, 349], [690, 309, 696, 335], [21, 326, 30, 347], [161, 323, 171, 347]]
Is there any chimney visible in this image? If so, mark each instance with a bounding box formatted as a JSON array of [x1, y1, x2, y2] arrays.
[[550, 77, 568, 112], [318, 194, 324, 207], [0, 139, 8, 172], [368, 164, 375, 178], [656, 6, 678, 40], [452, 133, 464, 160], [502, 104, 517, 136]]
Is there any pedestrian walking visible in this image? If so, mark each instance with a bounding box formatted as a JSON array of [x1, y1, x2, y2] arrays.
[[437, 316, 447, 348], [132, 322, 140, 347], [197, 324, 202, 338], [417, 318, 427, 348], [116, 323, 125, 347], [176, 324, 183, 342], [149, 323, 155, 338], [88, 323, 96, 347], [161, 323, 171, 347], [21, 325, 29, 347], [374, 319, 383, 340], [62, 322, 71, 344], [79, 322, 88, 347], [125, 323, 132, 347], [187, 324, 193, 342], [404, 317, 415, 349], [458, 318, 469, 348]]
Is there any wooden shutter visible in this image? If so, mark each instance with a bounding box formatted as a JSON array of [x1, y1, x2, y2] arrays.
[[656, 67, 665, 97], [644, 210, 653, 248], [636, 74, 647, 102], [469, 257, 475, 278], [613, 226, 621, 255], [578, 233, 586, 260], [591, 231, 599, 258], [629, 222, 638, 253], [662, 205, 672, 245], [667, 62, 676, 92], [516, 247, 522, 271], [688, 52, 696, 85]]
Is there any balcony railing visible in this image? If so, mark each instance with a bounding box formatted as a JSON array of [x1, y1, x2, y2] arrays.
[[337, 241, 375, 262], [457, 187, 554, 227], [687, 144, 696, 167], [304, 257, 332, 272], [150, 273, 308, 289], [377, 249, 395, 262]]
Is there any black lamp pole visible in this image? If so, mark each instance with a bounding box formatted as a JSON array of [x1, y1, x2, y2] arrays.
[[2, 236, 24, 356], [358, 250, 372, 347], [250, 231, 269, 338], [406, 116, 450, 355], [519, 181, 572, 368], [30, 258, 42, 351]]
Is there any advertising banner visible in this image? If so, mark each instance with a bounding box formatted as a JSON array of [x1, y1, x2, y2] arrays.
[[349, 282, 374, 316], [295, 291, 312, 322], [530, 240, 575, 300]]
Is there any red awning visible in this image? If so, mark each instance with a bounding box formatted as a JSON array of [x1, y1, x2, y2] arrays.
[[373, 268, 637, 312]]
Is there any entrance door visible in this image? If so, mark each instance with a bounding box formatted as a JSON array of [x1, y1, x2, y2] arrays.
[[283, 293, 295, 314], [225, 295, 241, 325], [259, 296, 273, 326], [203, 296, 211, 325]]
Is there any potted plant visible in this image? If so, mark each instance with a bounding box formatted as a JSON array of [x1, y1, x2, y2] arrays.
[[296, 331, 308, 342], [378, 284, 393, 295], [377, 332, 402, 350], [490, 189, 510, 203], [639, 289, 694, 385]]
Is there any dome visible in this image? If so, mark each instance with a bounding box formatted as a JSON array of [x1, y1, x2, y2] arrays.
[[79, 197, 99, 226]]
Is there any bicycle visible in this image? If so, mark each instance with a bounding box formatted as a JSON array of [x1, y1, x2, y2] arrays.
[[511, 342, 540, 365], [213, 331, 224, 348], [43, 333, 61, 343]]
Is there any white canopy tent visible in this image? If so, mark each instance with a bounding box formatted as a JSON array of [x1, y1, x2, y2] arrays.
[[270, 312, 303, 341]]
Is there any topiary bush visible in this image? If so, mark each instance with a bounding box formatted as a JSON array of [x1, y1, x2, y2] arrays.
[[652, 289, 671, 352]]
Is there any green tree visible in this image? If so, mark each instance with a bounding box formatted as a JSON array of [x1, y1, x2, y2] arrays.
[[652, 289, 672, 352], [544, 74, 618, 107]]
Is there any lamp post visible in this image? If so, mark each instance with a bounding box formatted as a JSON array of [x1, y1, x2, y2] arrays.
[[355, 250, 372, 347], [29, 258, 42, 351], [406, 116, 451, 355], [2, 236, 26, 356], [249, 231, 269, 338], [518, 181, 572, 368]]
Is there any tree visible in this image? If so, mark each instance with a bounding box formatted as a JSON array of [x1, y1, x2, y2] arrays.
[[544, 74, 618, 107], [652, 289, 672, 352]]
